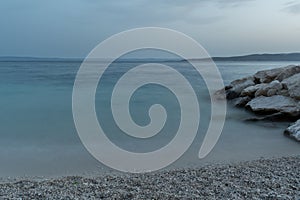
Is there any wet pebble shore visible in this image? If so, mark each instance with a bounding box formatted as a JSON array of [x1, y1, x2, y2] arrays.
[[1, 156, 300, 199]]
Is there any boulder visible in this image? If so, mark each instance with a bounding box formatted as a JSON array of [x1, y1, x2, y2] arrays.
[[246, 95, 300, 117], [241, 81, 282, 97], [214, 88, 226, 100], [226, 76, 255, 99], [254, 80, 282, 97], [254, 67, 285, 83], [277, 89, 290, 97], [276, 65, 300, 82], [267, 88, 277, 97], [221, 65, 300, 143], [241, 84, 267, 97], [282, 73, 300, 100], [254, 65, 299, 83], [284, 119, 300, 141], [245, 112, 292, 122], [232, 96, 251, 107]]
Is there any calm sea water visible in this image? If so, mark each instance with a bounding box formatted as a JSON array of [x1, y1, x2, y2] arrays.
[[0, 60, 299, 177]]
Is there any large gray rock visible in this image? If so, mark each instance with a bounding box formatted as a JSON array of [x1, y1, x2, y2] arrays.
[[241, 80, 283, 98], [245, 112, 291, 122], [254, 80, 282, 97], [277, 89, 290, 97], [276, 65, 300, 82], [254, 67, 285, 83], [222, 65, 300, 143], [246, 95, 300, 116], [226, 76, 255, 99], [241, 84, 267, 97], [232, 96, 251, 107], [254, 65, 299, 83], [214, 88, 226, 100], [284, 119, 300, 141], [282, 73, 300, 100]]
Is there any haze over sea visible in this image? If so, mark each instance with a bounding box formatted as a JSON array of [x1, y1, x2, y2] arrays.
[[1, 59, 299, 177]]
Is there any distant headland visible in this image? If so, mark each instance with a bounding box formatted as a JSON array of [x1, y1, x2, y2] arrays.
[[190, 53, 300, 61]]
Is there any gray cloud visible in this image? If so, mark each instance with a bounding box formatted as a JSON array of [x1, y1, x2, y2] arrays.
[[213, 0, 255, 8], [158, 0, 253, 7], [77, 0, 254, 25], [79, 0, 226, 27], [1, 0, 298, 57], [283, 1, 300, 14]]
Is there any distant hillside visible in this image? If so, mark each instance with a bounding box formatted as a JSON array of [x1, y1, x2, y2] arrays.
[[0, 56, 82, 62], [210, 53, 300, 61], [1, 53, 300, 62], [0, 57, 176, 63]]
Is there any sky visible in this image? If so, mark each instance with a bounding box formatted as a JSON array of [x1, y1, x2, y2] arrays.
[[0, 0, 300, 58]]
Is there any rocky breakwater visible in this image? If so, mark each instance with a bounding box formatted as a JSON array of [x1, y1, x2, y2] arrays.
[[216, 65, 300, 141]]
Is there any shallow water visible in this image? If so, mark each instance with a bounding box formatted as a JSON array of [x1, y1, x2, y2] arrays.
[[0, 60, 299, 177]]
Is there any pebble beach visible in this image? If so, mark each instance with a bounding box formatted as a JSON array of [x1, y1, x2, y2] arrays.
[[1, 156, 300, 199]]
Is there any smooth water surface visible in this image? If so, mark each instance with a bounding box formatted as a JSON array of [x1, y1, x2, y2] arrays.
[[0, 60, 299, 177]]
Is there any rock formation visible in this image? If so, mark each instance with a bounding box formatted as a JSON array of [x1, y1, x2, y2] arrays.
[[216, 65, 300, 141]]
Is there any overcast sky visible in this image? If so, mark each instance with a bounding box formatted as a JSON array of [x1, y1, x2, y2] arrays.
[[1, 0, 300, 57]]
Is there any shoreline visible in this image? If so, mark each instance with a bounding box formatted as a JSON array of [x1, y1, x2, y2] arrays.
[[1, 155, 300, 199]]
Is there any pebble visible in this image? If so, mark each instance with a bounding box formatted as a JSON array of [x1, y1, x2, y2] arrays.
[[0, 156, 300, 199]]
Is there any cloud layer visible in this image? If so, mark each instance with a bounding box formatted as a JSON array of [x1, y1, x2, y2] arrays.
[[0, 0, 299, 57], [284, 1, 300, 14]]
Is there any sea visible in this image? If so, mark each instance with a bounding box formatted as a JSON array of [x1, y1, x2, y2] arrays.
[[0, 59, 299, 177]]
